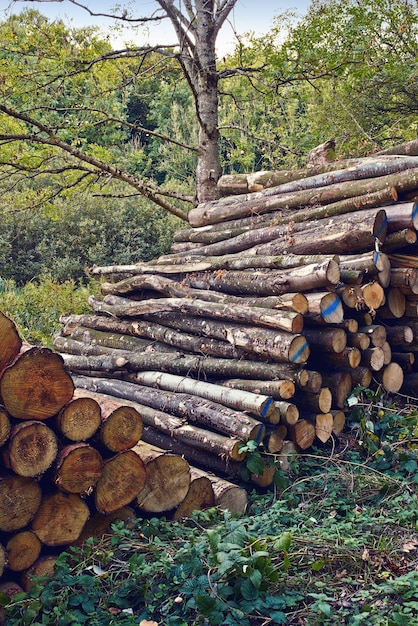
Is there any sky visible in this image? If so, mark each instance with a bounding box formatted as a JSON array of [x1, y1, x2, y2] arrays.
[[0, 0, 312, 54]]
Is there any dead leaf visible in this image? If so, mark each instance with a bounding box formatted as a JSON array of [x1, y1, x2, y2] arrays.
[[402, 539, 418, 553]]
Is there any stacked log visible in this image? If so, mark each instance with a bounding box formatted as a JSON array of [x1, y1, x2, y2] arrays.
[[0, 312, 248, 588], [56, 149, 418, 465]]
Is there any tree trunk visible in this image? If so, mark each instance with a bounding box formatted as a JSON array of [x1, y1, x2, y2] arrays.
[[304, 292, 344, 324], [131, 370, 276, 420], [62, 350, 305, 382], [360, 347, 385, 371], [320, 371, 353, 409], [54, 443, 103, 494], [275, 401, 299, 426], [0, 347, 74, 421], [179, 260, 340, 294], [20, 556, 58, 593], [89, 293, 303, 334], [358, 325, 387, 347], [55, 391, 102, 442], [3, 421, 58, 478], [94, 450, 147, 514], [133, 441, 191, 513], [302, 327, 347, 353], [0, 475, 42, 533], [31, 491, 90, 546]]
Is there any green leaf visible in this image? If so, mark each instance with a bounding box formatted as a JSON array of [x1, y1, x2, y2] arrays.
[[273, 531, 292, 551]]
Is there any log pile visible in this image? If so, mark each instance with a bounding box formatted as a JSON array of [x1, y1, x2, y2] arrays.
[[0, 312, 248, 589], [54, 147, 418, 468]]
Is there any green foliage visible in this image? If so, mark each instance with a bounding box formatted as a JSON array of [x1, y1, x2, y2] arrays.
[[3, 402, 418, 625], [0, 275, 101, 347], [0, 191, 179, 285]]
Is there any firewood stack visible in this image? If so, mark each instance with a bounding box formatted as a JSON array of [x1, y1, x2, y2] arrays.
[[53, 145, 418, 463], [0, 311, 248, 588]]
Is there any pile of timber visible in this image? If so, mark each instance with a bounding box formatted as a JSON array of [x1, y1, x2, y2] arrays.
[[54, 145, 418, 465], [0, 312, 248, 591]]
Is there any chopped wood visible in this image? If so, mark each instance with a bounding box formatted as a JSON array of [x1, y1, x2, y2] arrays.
[[375, 362, 404, 393], [20, 556, 57, 592], [133, 441, 191, 513], [172, 473, 215, 520], [0, 408, 11, 447], [55, 391, 102, 442], [54, 443, 103, 494], [3, 421, 58, 478], [6, 531, 42, 572], [0, 475, 42, 533], [304, 412, 334, 444], [94, 450, 147, 514], [0, 311, 22, 375], [0, 347, 74, 420], [220, 378, 296, 399], [130, 370, 277, 420], [288, 419, 316, 450], [181, 466, 248, 515], [31, 491, 90, 546]]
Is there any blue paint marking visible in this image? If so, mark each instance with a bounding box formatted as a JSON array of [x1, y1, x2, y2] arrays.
[[413, 204, 418, 220], [373, 251, 379, 265], [322, 297, 340, 320], [375, 216, 387, 240], [261, 396, 274, 418], [291, 340, 308, 363], [255, 424, 265, 444]]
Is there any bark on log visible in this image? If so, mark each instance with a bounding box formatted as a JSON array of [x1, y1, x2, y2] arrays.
[[358, 325, 387, 347], [0, 475, 42, 532], [350, 366, 373, 388], [62, 320, 261, 362], [0, 347, 74, 420], [384, 202, 418, 231], [72, 375, 266, 443], [133, 441, 191, 513], [302, 327, 347, 353], [179, 260, 340, 295], [220, 378, 295, 399], [274, 401, 299, 426], [5, 531, 42, 572], [303, 292, 344, 324], [188, 163, 417, 227], [308, 347, 361, 370], [55, 391, 102, 442], [131, 370, 276, 420], [320, 371, 353, 409], [175, 466, 248, 515], [360, 347, 385, 371], [277, 441, 298, 471], [54, 443, 103, 494], [401, 372, 418, 397], [172, 473, 215, 520], [31, 491, 90, 546], [3, 421, 58, 478], [94, 450, 147, 514], [72, 388, 245, 462], [140, 311, 309, 364], [384, 325, 414, 346], [63, 350, 306, 382], [292, 388, 332, 414], [0, 311, 22, 375], [0, 408, 11, 447], [89, 293, 304, 334], [140, 424, 243, 479], [347, 332, 371, 350]]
